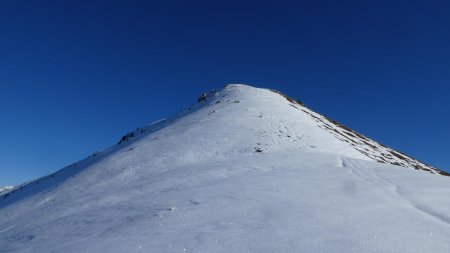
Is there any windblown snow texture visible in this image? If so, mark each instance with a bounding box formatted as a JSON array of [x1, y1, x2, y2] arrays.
[[1, 84, 449, 253]]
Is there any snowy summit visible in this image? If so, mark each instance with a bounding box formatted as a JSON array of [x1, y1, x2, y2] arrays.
[[1, 84, 450, 253]]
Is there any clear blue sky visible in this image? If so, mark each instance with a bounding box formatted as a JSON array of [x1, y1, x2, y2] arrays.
[[1, 0, 449, 186]]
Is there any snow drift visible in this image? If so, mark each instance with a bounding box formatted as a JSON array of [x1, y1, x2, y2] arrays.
[[1, 84, 449, 253]]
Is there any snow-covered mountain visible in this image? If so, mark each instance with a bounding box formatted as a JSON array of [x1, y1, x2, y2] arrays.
[[1, 84, 449, 253]]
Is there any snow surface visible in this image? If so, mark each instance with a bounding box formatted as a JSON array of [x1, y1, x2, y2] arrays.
[[1, 84, 450, 252]]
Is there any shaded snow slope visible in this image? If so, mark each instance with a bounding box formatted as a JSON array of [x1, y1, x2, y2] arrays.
[[1, 84, 449, 253]]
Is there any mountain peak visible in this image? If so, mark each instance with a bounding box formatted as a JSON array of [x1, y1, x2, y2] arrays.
[[191, 84, 446, 176], [116, 84, 446, 176], [1, 84, 449, 253]]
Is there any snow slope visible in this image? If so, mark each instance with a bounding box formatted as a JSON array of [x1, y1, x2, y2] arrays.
[[1, 84, 449, 253]]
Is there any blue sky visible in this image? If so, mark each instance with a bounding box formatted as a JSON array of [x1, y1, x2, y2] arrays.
[[1, 0, 450, 186]]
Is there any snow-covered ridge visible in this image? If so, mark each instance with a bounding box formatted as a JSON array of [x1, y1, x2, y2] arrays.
[[114, 83, 372, 161], [115, 83, 447, 176], [269, 88, 449, 176]]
